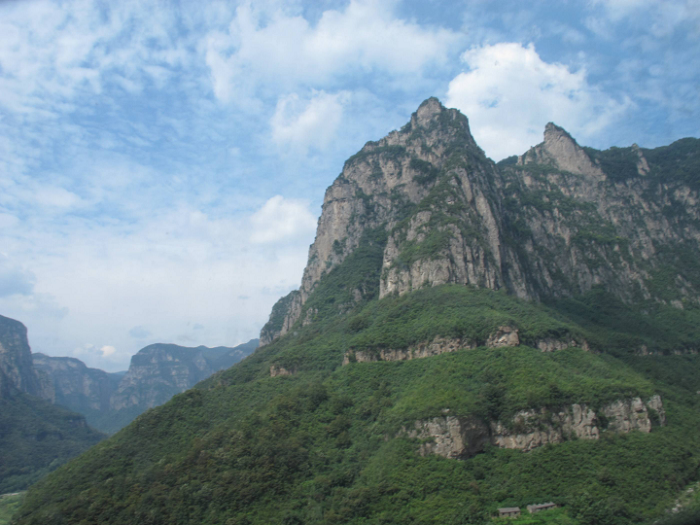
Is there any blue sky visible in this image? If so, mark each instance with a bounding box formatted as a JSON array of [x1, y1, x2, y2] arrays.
[[0, 0, 697, 371]]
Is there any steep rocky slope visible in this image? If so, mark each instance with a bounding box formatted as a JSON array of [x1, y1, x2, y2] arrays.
[[262, 98, 700, 345], [33, 353, 122, 413], [0, 315, 104, 493], [0, 315, 43, 398], [110, 340, 258, 412], [14, 99, 700, 525]]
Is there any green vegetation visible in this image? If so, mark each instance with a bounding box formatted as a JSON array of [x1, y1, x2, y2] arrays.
[[11, 105, 700, 525], [0, 393, 104, 493], [0, 493, 24, 525], [260, 290, 300, 342], [584, 146, 640, 182], [410, 158, 439, 185], [13, 279, 700, 525], [643, 138, 700, 190]]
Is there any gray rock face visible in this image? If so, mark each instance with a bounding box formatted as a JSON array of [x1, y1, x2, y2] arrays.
[[110, 340, 258, 411], [406, 396, 665, 459], [269, 365, 296, 377], [32, 354, 120, 412], [404, 415, 490, 459], [0, 315, 42, 398], [260, 97, 700, 345], [341, 331, 588, 365]]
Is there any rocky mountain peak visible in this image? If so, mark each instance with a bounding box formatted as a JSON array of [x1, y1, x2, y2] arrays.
[[412, 97, 446, 127], [260, 98, 700, 346], [519, 122, 604, 178]]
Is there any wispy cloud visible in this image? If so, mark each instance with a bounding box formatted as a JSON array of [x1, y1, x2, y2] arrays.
[[204, 0, 460, 104]]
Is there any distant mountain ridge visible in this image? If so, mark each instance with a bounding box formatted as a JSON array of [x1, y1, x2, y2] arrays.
[[32, 353, 122, 412], [35, 339, 259, 433]]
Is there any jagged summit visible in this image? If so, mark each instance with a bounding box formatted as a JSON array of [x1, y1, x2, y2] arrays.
[[260, 98, 700, 345], [518, 122, 605, 178]]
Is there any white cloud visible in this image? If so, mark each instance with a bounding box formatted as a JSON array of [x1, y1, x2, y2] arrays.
[[250, 195, 317, 244], [271, 91, 348, 153], [205, 0, 459, 103], [0, 189, 316, 370], [446, 43, 631, 160], [100, 345, 116, 357]]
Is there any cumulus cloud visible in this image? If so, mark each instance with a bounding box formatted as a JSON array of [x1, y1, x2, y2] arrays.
[[446, 43, 631, 160], [205, 0, 459, 103], [100, 345, 116, 357], [250, 195, 317, 244], [271, 91, 348, 153]]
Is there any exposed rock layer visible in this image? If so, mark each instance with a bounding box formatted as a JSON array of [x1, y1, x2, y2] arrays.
[[405, 395, 665, 458], [341, 331, 588, 365]]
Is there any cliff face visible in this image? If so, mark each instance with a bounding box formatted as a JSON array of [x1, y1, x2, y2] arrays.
[[261, 98, 700, 344], [0, 315, 105, 492], [33, 354, 121, 413], [406, 395, 666, 459], [110, 340, 258, 412], [0, 315, 43, 398]]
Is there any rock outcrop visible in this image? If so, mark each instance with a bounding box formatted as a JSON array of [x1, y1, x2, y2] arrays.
[[0, 315, 43, 398], [260, 97, 700, 345], [342, 331, 589, 365], [269, 365, 296, 377], [404, 395, 665, 458], [110, 340, 258, 412]]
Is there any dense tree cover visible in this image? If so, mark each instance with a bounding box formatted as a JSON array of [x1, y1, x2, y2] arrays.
[[0, 494, 23, 525], [12, 284, 700, 525], [0, 394, 104, 493]]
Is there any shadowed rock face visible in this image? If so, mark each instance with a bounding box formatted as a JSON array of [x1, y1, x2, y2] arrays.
[[32, 354, 120, 412], [260, 97, 700, 345], [0, 315, 42, 398]]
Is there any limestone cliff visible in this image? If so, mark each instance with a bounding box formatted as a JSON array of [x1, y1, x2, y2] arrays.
[[405, 395, 665, 459], [33, 353, 121, 413], [261, 98, 700, 345], [110, 340, 258, 412], [0, 315, 43, 398]]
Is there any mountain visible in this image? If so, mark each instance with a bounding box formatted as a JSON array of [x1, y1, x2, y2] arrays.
[[261, 97, 700, 345], [32, 353, 122, 412], [14, 100, 700, 525], [0, 315, 104, 493], [35, 340, 258, 434], [105, 340, 258, 433]]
